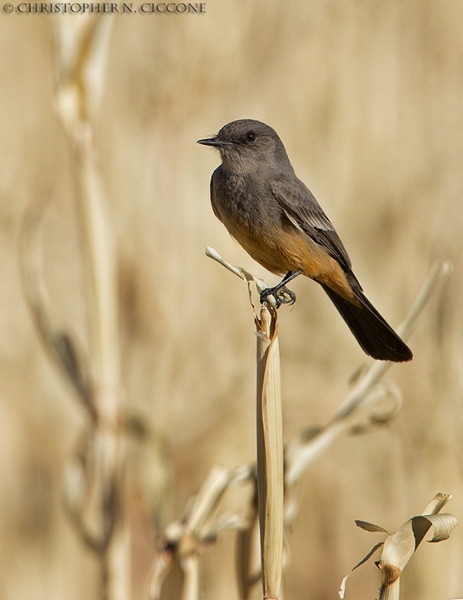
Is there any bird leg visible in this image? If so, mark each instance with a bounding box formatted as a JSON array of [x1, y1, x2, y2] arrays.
[[260, 270, 302, 307]]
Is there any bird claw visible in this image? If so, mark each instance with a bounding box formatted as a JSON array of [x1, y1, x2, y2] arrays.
[[260, 286, 296, 307]]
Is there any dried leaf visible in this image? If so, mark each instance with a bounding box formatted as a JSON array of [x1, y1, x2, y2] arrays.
[[377, 501, 458, 599], [421, 513, 458, 543], [422, 492, 453, 516], [339, 542, 384, 598], [381, 520, 417, 571], [355, 520, 390, 534], [381, 510, 458, 570], [342, 493, 458, 599]]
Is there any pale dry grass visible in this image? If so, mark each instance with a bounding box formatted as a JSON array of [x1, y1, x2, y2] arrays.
[[1, 1, 463, 599]]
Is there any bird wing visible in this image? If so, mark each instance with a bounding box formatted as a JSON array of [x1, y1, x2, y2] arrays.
[[271, 177, 352, 272]]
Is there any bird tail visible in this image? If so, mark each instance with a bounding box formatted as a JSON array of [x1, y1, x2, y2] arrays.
[[321, 284, 412, 362]]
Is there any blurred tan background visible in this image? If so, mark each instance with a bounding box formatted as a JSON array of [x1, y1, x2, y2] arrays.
[[1, 1, 463, 598]]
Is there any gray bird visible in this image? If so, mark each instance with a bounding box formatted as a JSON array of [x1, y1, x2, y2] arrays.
[[198, 119, 412, 362]]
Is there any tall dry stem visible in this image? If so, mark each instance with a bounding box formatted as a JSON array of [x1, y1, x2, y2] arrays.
[[45, 15, 127, 600], [255, 307, 284, 600]]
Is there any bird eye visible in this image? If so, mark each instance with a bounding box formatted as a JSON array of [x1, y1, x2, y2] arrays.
[[246, 131, 256, 142]]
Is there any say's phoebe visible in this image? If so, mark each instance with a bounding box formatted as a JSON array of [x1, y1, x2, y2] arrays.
[[198, 119, 412, 362]]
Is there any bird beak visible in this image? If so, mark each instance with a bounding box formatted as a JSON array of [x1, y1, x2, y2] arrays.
[[197, 136, 230, 147]]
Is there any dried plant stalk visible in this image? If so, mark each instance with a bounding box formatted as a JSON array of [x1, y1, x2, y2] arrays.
[[206, 249, 451, 600], [181, 555, 200, 600], [235, 494, 260, 600], [48, 14, 128, 600], [255, 307, 284, 600]]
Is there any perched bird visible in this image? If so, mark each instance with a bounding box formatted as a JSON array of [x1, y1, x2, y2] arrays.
[[198, 119, 412, 362]]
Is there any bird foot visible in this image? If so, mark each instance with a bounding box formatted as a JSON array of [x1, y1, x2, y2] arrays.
[[260, 285, 296, 307]]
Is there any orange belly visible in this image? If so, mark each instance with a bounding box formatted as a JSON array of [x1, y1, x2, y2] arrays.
[[229, 224, 358, 304]]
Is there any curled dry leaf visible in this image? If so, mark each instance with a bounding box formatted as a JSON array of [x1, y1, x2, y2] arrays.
[[340, 494, 458, 599]]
